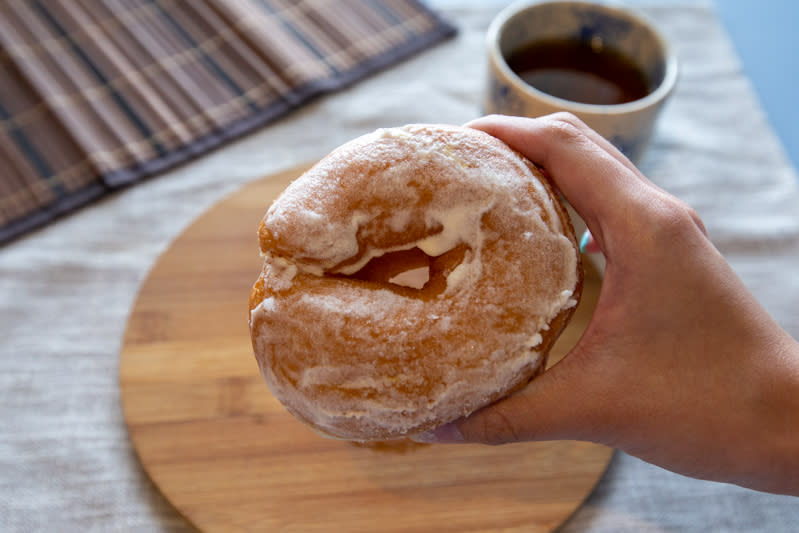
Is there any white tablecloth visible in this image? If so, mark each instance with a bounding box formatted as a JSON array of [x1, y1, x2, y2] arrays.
[[2, 2, 798, 531]]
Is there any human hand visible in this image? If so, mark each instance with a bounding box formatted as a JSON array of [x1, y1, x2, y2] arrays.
[[413, 113, 799, 496]]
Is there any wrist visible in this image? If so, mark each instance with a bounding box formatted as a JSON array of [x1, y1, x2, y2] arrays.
[[740, 335, 799, 495]]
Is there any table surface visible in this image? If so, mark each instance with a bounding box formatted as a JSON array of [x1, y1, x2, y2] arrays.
[[2, 2, 799, 532]]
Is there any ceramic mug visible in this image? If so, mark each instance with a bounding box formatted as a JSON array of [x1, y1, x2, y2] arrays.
[[484, 0, 679, 165]]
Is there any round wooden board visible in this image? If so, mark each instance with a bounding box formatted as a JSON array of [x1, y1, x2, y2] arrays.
[[120, 164, 612, 533]]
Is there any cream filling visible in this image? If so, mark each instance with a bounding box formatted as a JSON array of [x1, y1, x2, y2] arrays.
[[416, 204, 479, 257], [327, 204, 489, 285], [388, 266, 430, 289]]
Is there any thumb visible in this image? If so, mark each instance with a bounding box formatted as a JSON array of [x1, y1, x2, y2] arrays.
[[412, 351, 603, 445]]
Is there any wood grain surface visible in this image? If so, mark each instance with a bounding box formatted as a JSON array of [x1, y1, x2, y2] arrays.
[[120, 164, 612, 533]]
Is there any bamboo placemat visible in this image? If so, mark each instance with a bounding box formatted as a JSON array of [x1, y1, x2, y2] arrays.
[[0, 0, 455, 244]]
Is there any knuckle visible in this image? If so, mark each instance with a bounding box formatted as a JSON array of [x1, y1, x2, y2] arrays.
[[686, 205, 708, 235], [548, 111, 587, 129], [648, 197, 707, 241], [541, 113, 590, 146]]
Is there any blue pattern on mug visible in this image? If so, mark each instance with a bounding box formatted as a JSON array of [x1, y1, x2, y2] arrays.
[[488, 77, 528, 116]]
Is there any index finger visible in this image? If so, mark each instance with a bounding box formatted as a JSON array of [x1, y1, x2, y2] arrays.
[[467, 113, 652, 233]]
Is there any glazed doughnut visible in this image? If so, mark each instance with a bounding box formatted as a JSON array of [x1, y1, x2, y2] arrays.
[[249, 124, 582, 441]]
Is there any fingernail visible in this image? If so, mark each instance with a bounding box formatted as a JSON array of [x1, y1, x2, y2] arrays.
[[579, 230, 592, 253], [410, 422, 464, 444]]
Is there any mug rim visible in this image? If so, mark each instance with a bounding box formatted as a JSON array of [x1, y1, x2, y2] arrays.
[[486, 0, 679, 115]]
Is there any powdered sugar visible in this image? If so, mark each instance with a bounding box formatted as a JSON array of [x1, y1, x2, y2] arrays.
[[250, 124, 580, 441]]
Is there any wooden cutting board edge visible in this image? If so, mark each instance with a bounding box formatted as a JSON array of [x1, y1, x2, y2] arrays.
[[119, 163, 613, 533]]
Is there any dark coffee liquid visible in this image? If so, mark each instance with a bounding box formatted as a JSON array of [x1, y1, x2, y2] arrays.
[[506, 39, 650, 105]]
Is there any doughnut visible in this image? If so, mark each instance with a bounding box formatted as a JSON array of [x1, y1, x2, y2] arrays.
[[248, 124, 582, 442]]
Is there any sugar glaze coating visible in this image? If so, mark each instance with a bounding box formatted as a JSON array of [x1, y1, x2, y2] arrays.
[[249, 124, 582, 441]]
